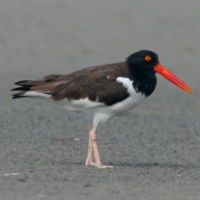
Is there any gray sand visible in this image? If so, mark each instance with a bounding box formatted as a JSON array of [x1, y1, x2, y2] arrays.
[[0, 0, 200, 199]]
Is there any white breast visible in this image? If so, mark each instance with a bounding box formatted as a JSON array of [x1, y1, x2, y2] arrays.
[[93, 77, 145, 128], [110, 77, 145, 112]]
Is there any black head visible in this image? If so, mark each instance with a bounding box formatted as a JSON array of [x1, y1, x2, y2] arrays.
[[126, 49, 192, 96], [127, 50, 159, 75], [126, 50, 159, 96]]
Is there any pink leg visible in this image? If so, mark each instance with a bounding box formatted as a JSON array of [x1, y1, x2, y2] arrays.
[[85, 126, 114, 168], [85, 127, 94, 166]]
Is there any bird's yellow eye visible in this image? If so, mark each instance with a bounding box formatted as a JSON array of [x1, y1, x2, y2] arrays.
[[144, 55, 152, 62]]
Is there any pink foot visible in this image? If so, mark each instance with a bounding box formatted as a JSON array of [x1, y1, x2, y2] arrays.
[[85, 160, 114, 169], [84, 126, 115, 169]]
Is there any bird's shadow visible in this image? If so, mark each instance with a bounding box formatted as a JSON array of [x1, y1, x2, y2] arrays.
[[61, 161, 199, 170]]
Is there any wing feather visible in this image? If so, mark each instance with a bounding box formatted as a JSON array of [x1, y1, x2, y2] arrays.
[[12, 62, 133, 105]]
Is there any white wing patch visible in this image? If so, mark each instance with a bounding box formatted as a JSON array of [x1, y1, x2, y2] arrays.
[[111, 77, 145, 112], [23, 91, 51, 98], [64, 97, 104, 111], [116, 77, 134, 94], [70, 97, 104, 108]]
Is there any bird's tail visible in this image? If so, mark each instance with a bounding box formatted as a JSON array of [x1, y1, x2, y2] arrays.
[[12, 74, 68, 99], [11, 80, 52, 99]]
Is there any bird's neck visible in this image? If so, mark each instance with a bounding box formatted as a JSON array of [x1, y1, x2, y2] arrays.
[[128, 67, 157, 97]]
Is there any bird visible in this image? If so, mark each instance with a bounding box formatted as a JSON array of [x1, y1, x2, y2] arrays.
[[12, 50, 192, 168]]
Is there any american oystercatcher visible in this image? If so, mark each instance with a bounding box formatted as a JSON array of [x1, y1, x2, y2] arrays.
[[12, 50, 192, 168]]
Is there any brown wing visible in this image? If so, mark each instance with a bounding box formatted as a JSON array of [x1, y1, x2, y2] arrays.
[[12, 62, 132, 106], [51, 62, 132, 106]]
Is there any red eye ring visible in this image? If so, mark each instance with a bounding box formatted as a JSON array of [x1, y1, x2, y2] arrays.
[[144, 55, 152, 62]]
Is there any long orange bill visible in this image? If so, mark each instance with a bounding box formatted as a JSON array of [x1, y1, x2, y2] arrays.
[[154, 64, 192, 94]]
